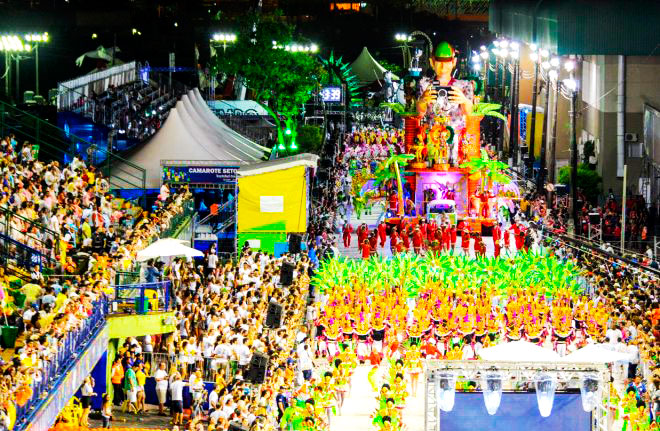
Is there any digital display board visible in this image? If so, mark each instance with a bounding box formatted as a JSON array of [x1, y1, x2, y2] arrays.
[[321, 86, 342, 103]]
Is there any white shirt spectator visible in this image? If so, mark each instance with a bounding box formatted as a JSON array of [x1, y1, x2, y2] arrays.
[[235, 342, 251, 366], [154, 369, 169, 391], [209, 390, 220, 410], [171, 379, 185, 401], [627, 344, 639, 364]]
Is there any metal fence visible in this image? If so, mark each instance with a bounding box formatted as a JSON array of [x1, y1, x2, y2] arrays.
[[112, 281, 171, 314], [160, 199, 196, 239], [0, 100, 146, 197], [14, 297, 109, 429], [142, 352, 234, 384]]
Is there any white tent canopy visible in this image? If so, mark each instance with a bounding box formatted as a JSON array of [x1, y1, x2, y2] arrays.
[[560, 343, 633, 364], [479, 341, 560, 362], [136, 238, 204, 261], [111, 88, 268, 188], [350, 47, 399, 87]]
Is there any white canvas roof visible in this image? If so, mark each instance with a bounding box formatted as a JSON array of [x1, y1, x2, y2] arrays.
[[112, 96, 265, 188], [350, 47, 399, 87], [190, 89, 270, 153]]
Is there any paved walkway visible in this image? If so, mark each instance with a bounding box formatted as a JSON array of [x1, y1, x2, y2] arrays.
[[330, 365, 424, 431]]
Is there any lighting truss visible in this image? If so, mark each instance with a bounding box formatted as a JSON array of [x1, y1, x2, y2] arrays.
[[424, 360, 611, 431]]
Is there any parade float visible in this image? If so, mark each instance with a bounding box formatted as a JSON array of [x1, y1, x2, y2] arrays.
[[344, 41, 516, 234]]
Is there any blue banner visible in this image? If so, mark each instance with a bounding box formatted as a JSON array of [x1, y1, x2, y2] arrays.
[[162, 165, 239, 184], [26, 327, 109, 431], [440, 392, 590, 431]]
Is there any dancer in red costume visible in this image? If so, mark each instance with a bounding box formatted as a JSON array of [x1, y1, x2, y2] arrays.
[[361, 239, 371, 259], [388, 191, 399, 213], [412, 227, 423, 254], [342, 222, 354, 248], [427, 219, 437, 244], [509, 222, 522, 251], [461, 223, 471, 255], [390, 228, 400, 254], [369, 231, 378, 256], [442, 223, 451, 251], [377, 221, 387, 248], [492, 222, 502, 258]]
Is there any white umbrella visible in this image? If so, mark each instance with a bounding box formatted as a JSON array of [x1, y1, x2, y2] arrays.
[[479, 340, 560, 362], [136, 238, 203, 261], [560, 343, 632, 364]]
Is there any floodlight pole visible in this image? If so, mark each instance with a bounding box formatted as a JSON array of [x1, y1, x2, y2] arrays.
[[4, 53, 9, 99], [35, 43, 39, 96], [15, 55, 19, 102]]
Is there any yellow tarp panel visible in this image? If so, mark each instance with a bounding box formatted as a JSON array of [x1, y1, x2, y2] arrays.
[[238, 165, 307, 233], [524, 112, 544, 158]]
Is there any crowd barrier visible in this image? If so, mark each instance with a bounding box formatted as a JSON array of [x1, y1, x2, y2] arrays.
[[13, 297, 109, 429], [112, 281, 171, 314], [142, 352, 234, 384]]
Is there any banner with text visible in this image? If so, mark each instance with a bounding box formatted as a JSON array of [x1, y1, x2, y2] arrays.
[[162, 165, 239, 185]]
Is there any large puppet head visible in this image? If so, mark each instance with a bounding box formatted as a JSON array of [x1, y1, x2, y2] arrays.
[[429, 41, 457, 78]]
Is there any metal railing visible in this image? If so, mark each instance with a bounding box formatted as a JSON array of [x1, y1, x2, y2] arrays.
[[14, 297, 109, 430], [0, 100, 146, 196], [112, 281, 171, 313], [0, 207, 59, 262], [142, 352, 234, 384], [160, 199, 195, 239]]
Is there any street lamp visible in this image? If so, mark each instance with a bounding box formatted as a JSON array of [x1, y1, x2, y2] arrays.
[[211, 32, 237, 51], [24, 32, 49, 96], [0, 35, 32, 101], [528, 44, 542, 180], [280, 43, 319, 53], [507, 43, 521, 167], [394, 33, 413, 70]]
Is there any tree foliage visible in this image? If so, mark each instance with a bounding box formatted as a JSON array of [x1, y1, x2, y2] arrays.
[[212, 12, 324, 151], [559, 163, 602, 204]]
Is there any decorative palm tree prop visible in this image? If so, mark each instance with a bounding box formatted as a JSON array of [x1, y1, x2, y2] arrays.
[[470, 103, 507, 121], [373, 150, 415, 217], [459, 149, 512, 192], [380, 102, 418, 116]]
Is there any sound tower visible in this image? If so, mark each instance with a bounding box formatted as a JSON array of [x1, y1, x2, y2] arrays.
[[289, 234, 302, 254], [280, 261, 294, 286], [246, 351, 269, 384], [265, 300, 283, 328]]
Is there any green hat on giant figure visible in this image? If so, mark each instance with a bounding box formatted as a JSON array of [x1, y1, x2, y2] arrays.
[[433, 41, 456, 62]]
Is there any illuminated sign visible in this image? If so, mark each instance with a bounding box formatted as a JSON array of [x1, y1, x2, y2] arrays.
[[330, 2, 364, 11], [321, 86, 342, 103]]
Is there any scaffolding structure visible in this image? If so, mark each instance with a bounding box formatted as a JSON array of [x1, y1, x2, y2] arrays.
[[424, 360, 611, 431]]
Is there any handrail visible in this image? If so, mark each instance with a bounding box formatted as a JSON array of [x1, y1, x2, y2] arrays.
[[0, 206, 60, 240], [197, 199, 236, 225], [14, 297, 109, 430], [0, 101, 146, 191], [546, 230, 660, 278]]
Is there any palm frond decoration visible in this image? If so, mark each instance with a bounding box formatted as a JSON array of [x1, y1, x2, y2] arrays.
[[471, 103, 507, 121], [312, 253, 584, 298]]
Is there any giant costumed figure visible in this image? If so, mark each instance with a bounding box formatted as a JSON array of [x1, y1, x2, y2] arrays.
[[416, 42, 474, 167]]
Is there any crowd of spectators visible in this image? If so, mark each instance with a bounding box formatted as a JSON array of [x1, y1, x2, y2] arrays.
[[108, 250, 313, 431], [544, 235, 659, 422], [0, 131, 193, 429], [70, 80, 178, 144]]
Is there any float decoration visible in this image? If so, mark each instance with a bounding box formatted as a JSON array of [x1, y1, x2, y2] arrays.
[[312, 252, 585, 298]]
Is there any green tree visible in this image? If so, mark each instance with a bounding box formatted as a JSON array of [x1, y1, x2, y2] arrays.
[[559, 163, 602, 204], [296, 124, 323, 154], [212, 12, 324, 152]]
